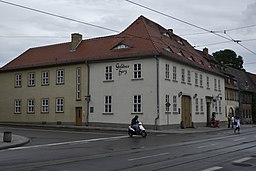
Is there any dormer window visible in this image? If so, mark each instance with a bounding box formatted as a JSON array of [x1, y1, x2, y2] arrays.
[[177, 39, 184, 45], [177, 51, 184, 56], [163, 32, 171, 38], [164, 47, 173, 53], [188, 56, 194, 61], [199, 60, 204, 65], [113, 44, 130, 50]]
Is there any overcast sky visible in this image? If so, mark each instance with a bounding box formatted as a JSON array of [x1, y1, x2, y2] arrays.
[[1, 0, 256, 73]]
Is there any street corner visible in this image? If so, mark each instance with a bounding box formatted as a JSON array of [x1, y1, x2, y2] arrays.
[[0, 133, 30, 150]]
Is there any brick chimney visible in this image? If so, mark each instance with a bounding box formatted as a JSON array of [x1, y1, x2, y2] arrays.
[[70, 33, 82, 51], [203, 47, 208, 56]]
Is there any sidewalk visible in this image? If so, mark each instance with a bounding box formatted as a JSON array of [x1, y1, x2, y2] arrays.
[[0, 123, 254, 150]]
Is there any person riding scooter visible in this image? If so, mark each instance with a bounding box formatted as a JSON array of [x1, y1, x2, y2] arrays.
[[131, 115, 139, 133]]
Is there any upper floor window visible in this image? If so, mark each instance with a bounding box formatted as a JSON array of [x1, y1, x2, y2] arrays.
[[173, 66, 177, 81], [206, 76, 210, 89], [133, 95, 142, 113], [41, 98, 49, 113], [218, 80, 221, 91], [214, 79, 217, 91], [199, 74, 203, 87], [195, 73, 198, 86], [56, 69, 64, 85], [28, 72, 36, 87], [42, 71, 49, 86], [181, 68, 185, 83], [27, 99, 35, 114], [76, 67, 81, 100], [187, 70, 191, 84], [133, 63, 142, 79], [15, 73, 22, 87], [14, 99, 21, 114], [165, 64, 170, 80], [105, 66, 113, 81]]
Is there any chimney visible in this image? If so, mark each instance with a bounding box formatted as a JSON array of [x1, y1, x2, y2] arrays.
[[203, 47, 208, 56], [70, 33, 82, 51]]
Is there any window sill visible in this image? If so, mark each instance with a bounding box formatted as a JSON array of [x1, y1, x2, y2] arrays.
[[103, 80, 114, 83], [103, 112, 114, 115], [131, 78, 144, 81]]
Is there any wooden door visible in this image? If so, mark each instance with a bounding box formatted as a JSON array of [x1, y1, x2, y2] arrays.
[[76, 107, 82, 126], [181, 96, 192, 128]]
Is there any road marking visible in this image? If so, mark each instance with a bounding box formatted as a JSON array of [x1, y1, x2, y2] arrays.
[[233, 137, 246, 142], [128, 152, 169, 161], [9, 135, 127, 151], [156, 134, 168, 137], [233, 157, 252, 163], [197, 143, 216, 149], [201, 166, 223, 171]]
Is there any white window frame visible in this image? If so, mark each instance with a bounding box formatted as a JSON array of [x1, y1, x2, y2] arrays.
[[104, 96, 112, 113], [14, 99, 21, 114], [27, 99, 35, 114], [28, 72, 35, 87], [165, 95, 170, 112], [165, 64, 170, 80], [15, 73, 22, 87], [195, 73, 198, 86], [105, 66, 113, 81], [181, 68, 185, 83], [56, 69, 64, 84], [187, 70, 191, 84], [41, 98, 49, 113], [173, 66, 177, 81], [133, 95, 142, 113], [42, 71, 49, 86], [206, 76, 210, 89], [56, 98, 64, 113], [76, 67, 81, 100], [133, 63, 142, 79], [200, 98, 204, 114], [200, 74, 203, 87], [195, 98, 199, 113], [173, 95, 177, 113], [214, 78, 217, 91]]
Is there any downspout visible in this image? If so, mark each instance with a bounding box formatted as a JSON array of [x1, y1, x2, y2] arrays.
[[85, 61, 90, 126], [154, 56, 160, 130]]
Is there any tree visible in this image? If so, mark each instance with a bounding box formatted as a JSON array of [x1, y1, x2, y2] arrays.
[[212, 49, 244, 70]]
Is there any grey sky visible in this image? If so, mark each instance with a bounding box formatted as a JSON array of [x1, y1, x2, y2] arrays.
[[0, 0, 256, 73]]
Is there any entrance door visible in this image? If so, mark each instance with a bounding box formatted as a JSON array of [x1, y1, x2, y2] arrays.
[[181, 96, 192, 128], [76, 107, 82, 126]]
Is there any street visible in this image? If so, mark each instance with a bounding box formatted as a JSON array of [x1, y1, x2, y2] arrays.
[[0, 126, 256, 171]]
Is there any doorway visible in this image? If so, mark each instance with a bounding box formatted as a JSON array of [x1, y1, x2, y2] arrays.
[[181, 95, 192, 128], [76, 107, 82, 126]]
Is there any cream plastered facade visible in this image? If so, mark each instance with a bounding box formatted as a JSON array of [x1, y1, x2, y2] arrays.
[[0, 64, 88, 125], [89, 57, 226, 129]]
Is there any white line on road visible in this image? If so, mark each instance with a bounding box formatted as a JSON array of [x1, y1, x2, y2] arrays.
[[197, 143, 216, 149], [201, 166, 223, 171], [9, 135, 128, 151], [233, 137, 246, 142], [233, 157, 252, 163], [128, 152, 169, 161]]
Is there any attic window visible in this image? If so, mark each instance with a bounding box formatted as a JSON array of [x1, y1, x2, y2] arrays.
[[188, 56, 194, 61], [177, 51, 184, 56], [164, 47, 173, 53], [199, 60, 204, 65], [113, 44, 130, 50], [163, 32, 171, 38], [177, 39, 184, 45]]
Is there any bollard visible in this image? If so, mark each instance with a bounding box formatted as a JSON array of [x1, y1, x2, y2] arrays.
[[3, 131, 12, 143]]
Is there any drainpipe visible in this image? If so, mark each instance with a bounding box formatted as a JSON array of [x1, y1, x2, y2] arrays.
[[85, 61, 90, 126], [154, 56, 160, 130]]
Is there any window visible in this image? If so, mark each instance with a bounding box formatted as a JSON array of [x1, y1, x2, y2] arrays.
[[14, 99, 21, 114], [214, 79, 217, 91], [27, 99, 35, 114], [195, 73, 198, 86], [15, 73, 22, 87], [173, 95, 177, 113], [56, 98, 64, 113], [113, 44, 130, 50], [28, 72, 35, 87], [76, 67, 81, 100], [219, 100, 221, 114], [199, 74, 203, 87], [206, 76, 210, 89], [165, 95, 170, 112], [133, 95, 142, 113], [181, 68, 185, 83], [218, 80, 221, 91], [41, 98, 49, 113], [195, 98, 199, 113], [200, 98, 204, 114], [104, 96, 112, 113], [56, 70, 64, 84], [105, 66, 113, 81], [133, 64, 142, 79], [187, 70, 191, 84], [42, 71, 49, 85], [173, 66, 177, 81], [165, 64, 170, 79]]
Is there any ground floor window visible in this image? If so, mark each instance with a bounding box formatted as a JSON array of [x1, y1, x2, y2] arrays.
[[133, 95, 142, 113], [27, 99, 35, 114], [104, 95, 112, 113], [14, 99, 21, 114], [56, 98, 64, 113], [41, 98, 49, 113]]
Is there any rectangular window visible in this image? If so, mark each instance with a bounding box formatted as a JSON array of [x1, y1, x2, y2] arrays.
[[28, 72, 36, 87], [105, 66, 113, 81], [218, 80, 221, 91], [200, 98, 204, 114], [195, 98, 199, 113], [165, 64, 170, 79], [56, 98, 64, 113], [14, 99, 21, 114], [195, 73, 198, 86], [206, 76, 210, 89], [187, 70, 191, 84], [173, 66, 177, 81], [133, 64, 142, 79], [200, 74, 203, 87], [214, 78, 217, 91], [27, 99, 35, 114], [42, 71, 49, 86], [104, 96, 112, 113], [165, 95, 170, 112], [133, 95, 142, 113], [219, 100, 221, 114], [76, 67, 81, 100], [181, 68, 185, 83], [41, 98, 49, 113], [173, 95, 177, 112], [56, 70, 64, 84], [15, 73, 22, 87]]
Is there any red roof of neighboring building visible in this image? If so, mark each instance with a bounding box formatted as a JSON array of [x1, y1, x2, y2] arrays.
[[0, 15, 222, 75]]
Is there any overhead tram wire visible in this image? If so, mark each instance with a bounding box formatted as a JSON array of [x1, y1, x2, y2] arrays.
[[125, 0, 256, 57]]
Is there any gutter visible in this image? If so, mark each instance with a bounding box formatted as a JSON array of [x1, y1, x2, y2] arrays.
[[154, 56, 160, 130], [85, 61, 90, 126]]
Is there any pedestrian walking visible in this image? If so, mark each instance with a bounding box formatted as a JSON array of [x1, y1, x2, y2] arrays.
[[234, 116, 240, 134], [231, 115, 235, 129]]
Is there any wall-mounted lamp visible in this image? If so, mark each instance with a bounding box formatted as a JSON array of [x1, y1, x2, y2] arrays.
[[178, 91, 183, 97], [193, 93, 198, 99], [85, 95, 91, 102]]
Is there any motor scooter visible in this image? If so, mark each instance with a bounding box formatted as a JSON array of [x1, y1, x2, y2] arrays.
[[128, 122, 147, 138]]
